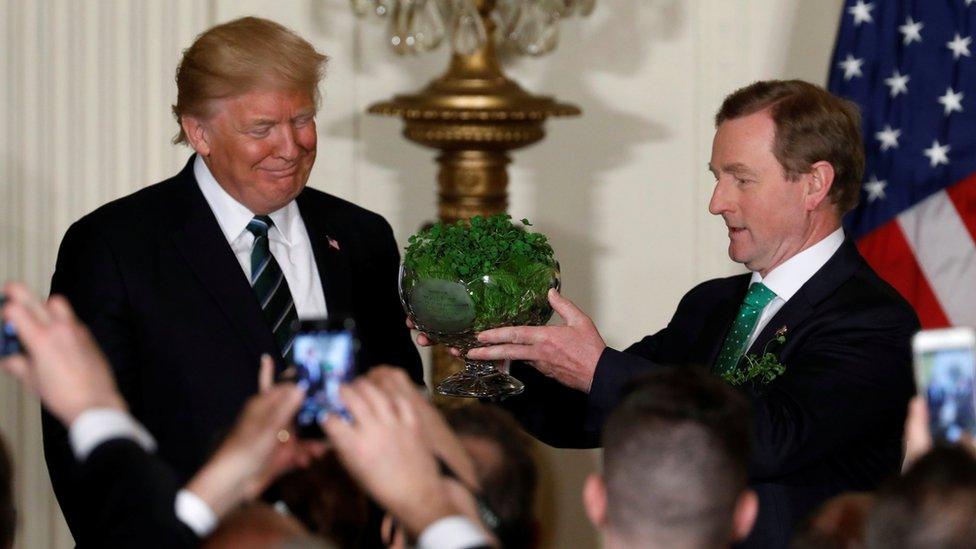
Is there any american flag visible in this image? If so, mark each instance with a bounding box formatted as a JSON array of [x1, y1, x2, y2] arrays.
[[829, 0, 976, 328]]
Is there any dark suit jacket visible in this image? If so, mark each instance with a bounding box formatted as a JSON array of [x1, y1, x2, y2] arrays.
[[44, 156, 423, 545], [503, 240, 918, 548], [80, 438, 199, 548]]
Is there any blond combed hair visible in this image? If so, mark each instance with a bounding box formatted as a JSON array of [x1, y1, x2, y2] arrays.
[[172, 17, 329, 145]]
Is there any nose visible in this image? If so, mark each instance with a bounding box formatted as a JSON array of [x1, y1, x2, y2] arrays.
[[275, 125, 300, 161], [708, 178, 732, 216]]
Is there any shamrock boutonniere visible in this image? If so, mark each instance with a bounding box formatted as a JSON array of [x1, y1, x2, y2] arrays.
[[722, 326, 788, 387]]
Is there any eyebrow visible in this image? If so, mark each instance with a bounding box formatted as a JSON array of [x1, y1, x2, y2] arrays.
[[246, 119, 276, 128], [706, 162, 759, 178]]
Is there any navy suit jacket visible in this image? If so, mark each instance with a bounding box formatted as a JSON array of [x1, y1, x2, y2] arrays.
[[44, 157, 423, 545], [503, 240, 918, 548]]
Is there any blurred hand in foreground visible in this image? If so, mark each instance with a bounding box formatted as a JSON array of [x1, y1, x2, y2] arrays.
[[0, 282, 126, 425], [324, 377, 490, 541]]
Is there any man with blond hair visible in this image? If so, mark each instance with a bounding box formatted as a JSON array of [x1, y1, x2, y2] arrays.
[[43, 17, 421, 544]]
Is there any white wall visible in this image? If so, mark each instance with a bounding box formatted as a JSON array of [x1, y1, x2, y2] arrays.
[[0, 1, 843, 547]]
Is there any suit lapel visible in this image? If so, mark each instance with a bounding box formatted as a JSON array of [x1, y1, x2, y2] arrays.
[[167, 160, 279, 359], [696, 276, 751, 369], [745, 239, 862, 356], [297, 192, 353, 320]]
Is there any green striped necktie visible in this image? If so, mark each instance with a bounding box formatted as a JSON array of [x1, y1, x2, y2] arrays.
[[246, 215, 299, 362], [713, 282, 777, 377]]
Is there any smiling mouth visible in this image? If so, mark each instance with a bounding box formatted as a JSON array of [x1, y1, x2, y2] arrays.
[[263, 165, 299, 177]]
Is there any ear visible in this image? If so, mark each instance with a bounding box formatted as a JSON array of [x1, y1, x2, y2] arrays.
[[732, 489, 759, 542], [180, 115, 212, 157], [583, 473, 608, 529], [804, 160, 835, 211]]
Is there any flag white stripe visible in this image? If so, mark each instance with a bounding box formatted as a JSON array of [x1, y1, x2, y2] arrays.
[[897, 189, 976, 327]]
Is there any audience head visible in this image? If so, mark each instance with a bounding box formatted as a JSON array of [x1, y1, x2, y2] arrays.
[[714, 79, 864, 216], [0, 435, 13, 549], [585, 367, 757, 549], [202, 502, 331, 548], [273, 452, 371, 548], [790, 493, 873, 549], [866, 445, 976, 548], [444, 403, 539, 549]]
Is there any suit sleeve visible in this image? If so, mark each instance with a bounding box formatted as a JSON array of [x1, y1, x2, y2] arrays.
[[46, 218, 141, 543], [79, 439, 199, 548], [499, 329, 673, 449], [355, 216, 423, 385], [744, 300, 917, 480], [499, 282, 712, 448]]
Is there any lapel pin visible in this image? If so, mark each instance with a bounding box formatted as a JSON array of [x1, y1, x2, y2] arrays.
[[326, 236, 341, 251]]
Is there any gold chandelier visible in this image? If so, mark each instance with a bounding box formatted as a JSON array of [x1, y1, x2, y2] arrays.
[[353, 0, 593, 390]]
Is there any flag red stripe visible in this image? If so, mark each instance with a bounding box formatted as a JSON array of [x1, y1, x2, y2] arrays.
[[945, 173, 976, 245], [856, 220, 950, 328]]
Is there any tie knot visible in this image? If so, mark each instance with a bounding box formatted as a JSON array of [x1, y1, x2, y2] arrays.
[[743, 282, 777, 309], [246, 215, 274, 238]]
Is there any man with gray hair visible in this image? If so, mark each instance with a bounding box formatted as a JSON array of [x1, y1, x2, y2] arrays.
[[43, 17, 421, 545], [418, 79, 918, 547]]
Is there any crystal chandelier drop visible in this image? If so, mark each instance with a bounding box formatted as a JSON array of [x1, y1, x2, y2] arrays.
[[351, 0, 596, 56]]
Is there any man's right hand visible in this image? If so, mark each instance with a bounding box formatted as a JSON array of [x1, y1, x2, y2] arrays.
[[184, 374, 311, 521], [324, 378, 489, 541], [0, 282, 127, 426], [407, 289, 606, 392]]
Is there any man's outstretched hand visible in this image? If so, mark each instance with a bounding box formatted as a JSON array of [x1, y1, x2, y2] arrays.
[[409, 289, 606, 392]]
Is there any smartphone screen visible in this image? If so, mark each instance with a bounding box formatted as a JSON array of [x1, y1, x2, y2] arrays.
[[292, 318, 358, 438], [914, 329, 976, 443], [0, 295, 21, 358]]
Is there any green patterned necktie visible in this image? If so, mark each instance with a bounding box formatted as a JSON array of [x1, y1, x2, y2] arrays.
[[713, 282, 777, 377]]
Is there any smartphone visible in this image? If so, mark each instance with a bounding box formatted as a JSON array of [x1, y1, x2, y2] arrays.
[[913, 327, 976, 443], [291, 317, 359, 438], [0, 295, 22, 358]]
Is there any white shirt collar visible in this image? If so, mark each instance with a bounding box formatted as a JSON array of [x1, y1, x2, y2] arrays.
[[750, 227, 845, 301], [194, 155, 299, 246]]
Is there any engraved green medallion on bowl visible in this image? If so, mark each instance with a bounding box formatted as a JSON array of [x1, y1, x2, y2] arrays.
[[399, 214, 560, 398]]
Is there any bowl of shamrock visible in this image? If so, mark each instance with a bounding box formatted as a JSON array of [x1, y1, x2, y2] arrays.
[[399, 214, 560, 398]]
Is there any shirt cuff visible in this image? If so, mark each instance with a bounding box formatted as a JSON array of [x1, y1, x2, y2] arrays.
[[417, 515, 490, 549], [175, 489, 219, 538], [69, 408, 156, 461]]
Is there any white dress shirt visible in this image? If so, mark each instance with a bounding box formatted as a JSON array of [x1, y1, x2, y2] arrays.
[[745, 227, 846, 349], [194, 156, 328, 320], [69, 408, 218, 537], [417, 515, 491, 549]]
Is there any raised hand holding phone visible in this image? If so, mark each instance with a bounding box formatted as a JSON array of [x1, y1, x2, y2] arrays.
[[291, 317, 359, 438], [913, 327, 976, 444]]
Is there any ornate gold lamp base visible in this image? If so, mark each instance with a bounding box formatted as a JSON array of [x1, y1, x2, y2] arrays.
[[369, 2, 579, 394]]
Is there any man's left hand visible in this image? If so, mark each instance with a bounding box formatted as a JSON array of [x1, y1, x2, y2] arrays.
[[464, 289, 606, 393]]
